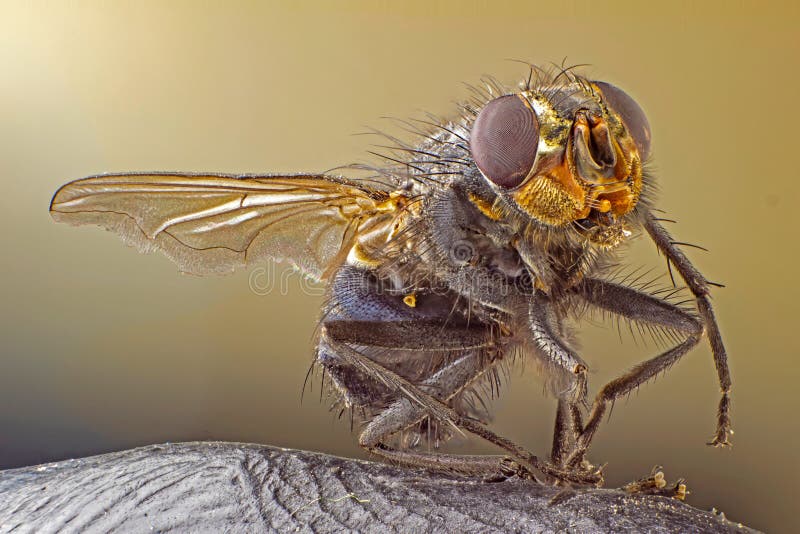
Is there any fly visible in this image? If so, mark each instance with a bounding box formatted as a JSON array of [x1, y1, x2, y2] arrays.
[[49, 64, 732, 486]]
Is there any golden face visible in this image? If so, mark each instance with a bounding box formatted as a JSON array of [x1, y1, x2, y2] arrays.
[[470, 80, 651, 234]]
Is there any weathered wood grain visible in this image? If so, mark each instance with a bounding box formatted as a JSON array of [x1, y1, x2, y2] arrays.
[[0, 442, 756, 533]]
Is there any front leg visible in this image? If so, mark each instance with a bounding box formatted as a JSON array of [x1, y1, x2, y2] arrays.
[[565, 278, 703, 469], [644, 211, 733, 446]]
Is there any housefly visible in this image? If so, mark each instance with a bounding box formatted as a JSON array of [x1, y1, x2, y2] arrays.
[[50, 65, 732, 485]]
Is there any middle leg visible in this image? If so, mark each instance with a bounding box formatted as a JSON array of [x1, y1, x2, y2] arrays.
[[527, 290, 591, 470]]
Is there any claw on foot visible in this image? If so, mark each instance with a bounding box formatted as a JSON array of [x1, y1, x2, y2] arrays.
[[489, 455, 604, 487], [542, 461, 604, 487], [708, 391, 733, 447], [707, 427, 734, 448], [484, 457, 538, 483], [623, 466, 689, 501]]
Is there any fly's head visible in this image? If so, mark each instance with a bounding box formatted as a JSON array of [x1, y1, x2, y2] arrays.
[[469, 77, 651, 249]]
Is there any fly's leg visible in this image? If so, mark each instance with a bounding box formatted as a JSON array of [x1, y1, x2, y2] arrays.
[[564, 278, 703, 469], [528, 292, 595, 475], [550, 399, 582, 469], [321, 323, 602, 485], [550, 400, 570, 467], [644, 212, 733, 446], [357, 350, 537, 480]]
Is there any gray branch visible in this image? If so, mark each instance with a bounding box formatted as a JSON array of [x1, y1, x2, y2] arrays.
[[0, 442, 756, 533]]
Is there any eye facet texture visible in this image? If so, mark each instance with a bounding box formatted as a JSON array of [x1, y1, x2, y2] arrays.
[[594, 81, 652, 161], [470, 95, 539, 188]]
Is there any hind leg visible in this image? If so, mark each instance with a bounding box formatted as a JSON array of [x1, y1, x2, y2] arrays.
[[321, 327, 601, 485], [357, 349, 535, 480]]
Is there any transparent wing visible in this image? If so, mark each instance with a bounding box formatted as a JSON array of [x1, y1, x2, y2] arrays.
[[50, 172, 394, 280]]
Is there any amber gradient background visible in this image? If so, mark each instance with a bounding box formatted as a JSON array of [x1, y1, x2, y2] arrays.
[[1, 2, 797, 531]]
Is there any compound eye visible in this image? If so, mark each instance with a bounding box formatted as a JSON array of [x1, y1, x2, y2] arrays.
[[594, 81, 652, 161], [470, 94, 539, 188]]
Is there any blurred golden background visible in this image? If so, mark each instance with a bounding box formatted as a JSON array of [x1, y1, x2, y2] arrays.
[[1, 1, 797, 531]]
